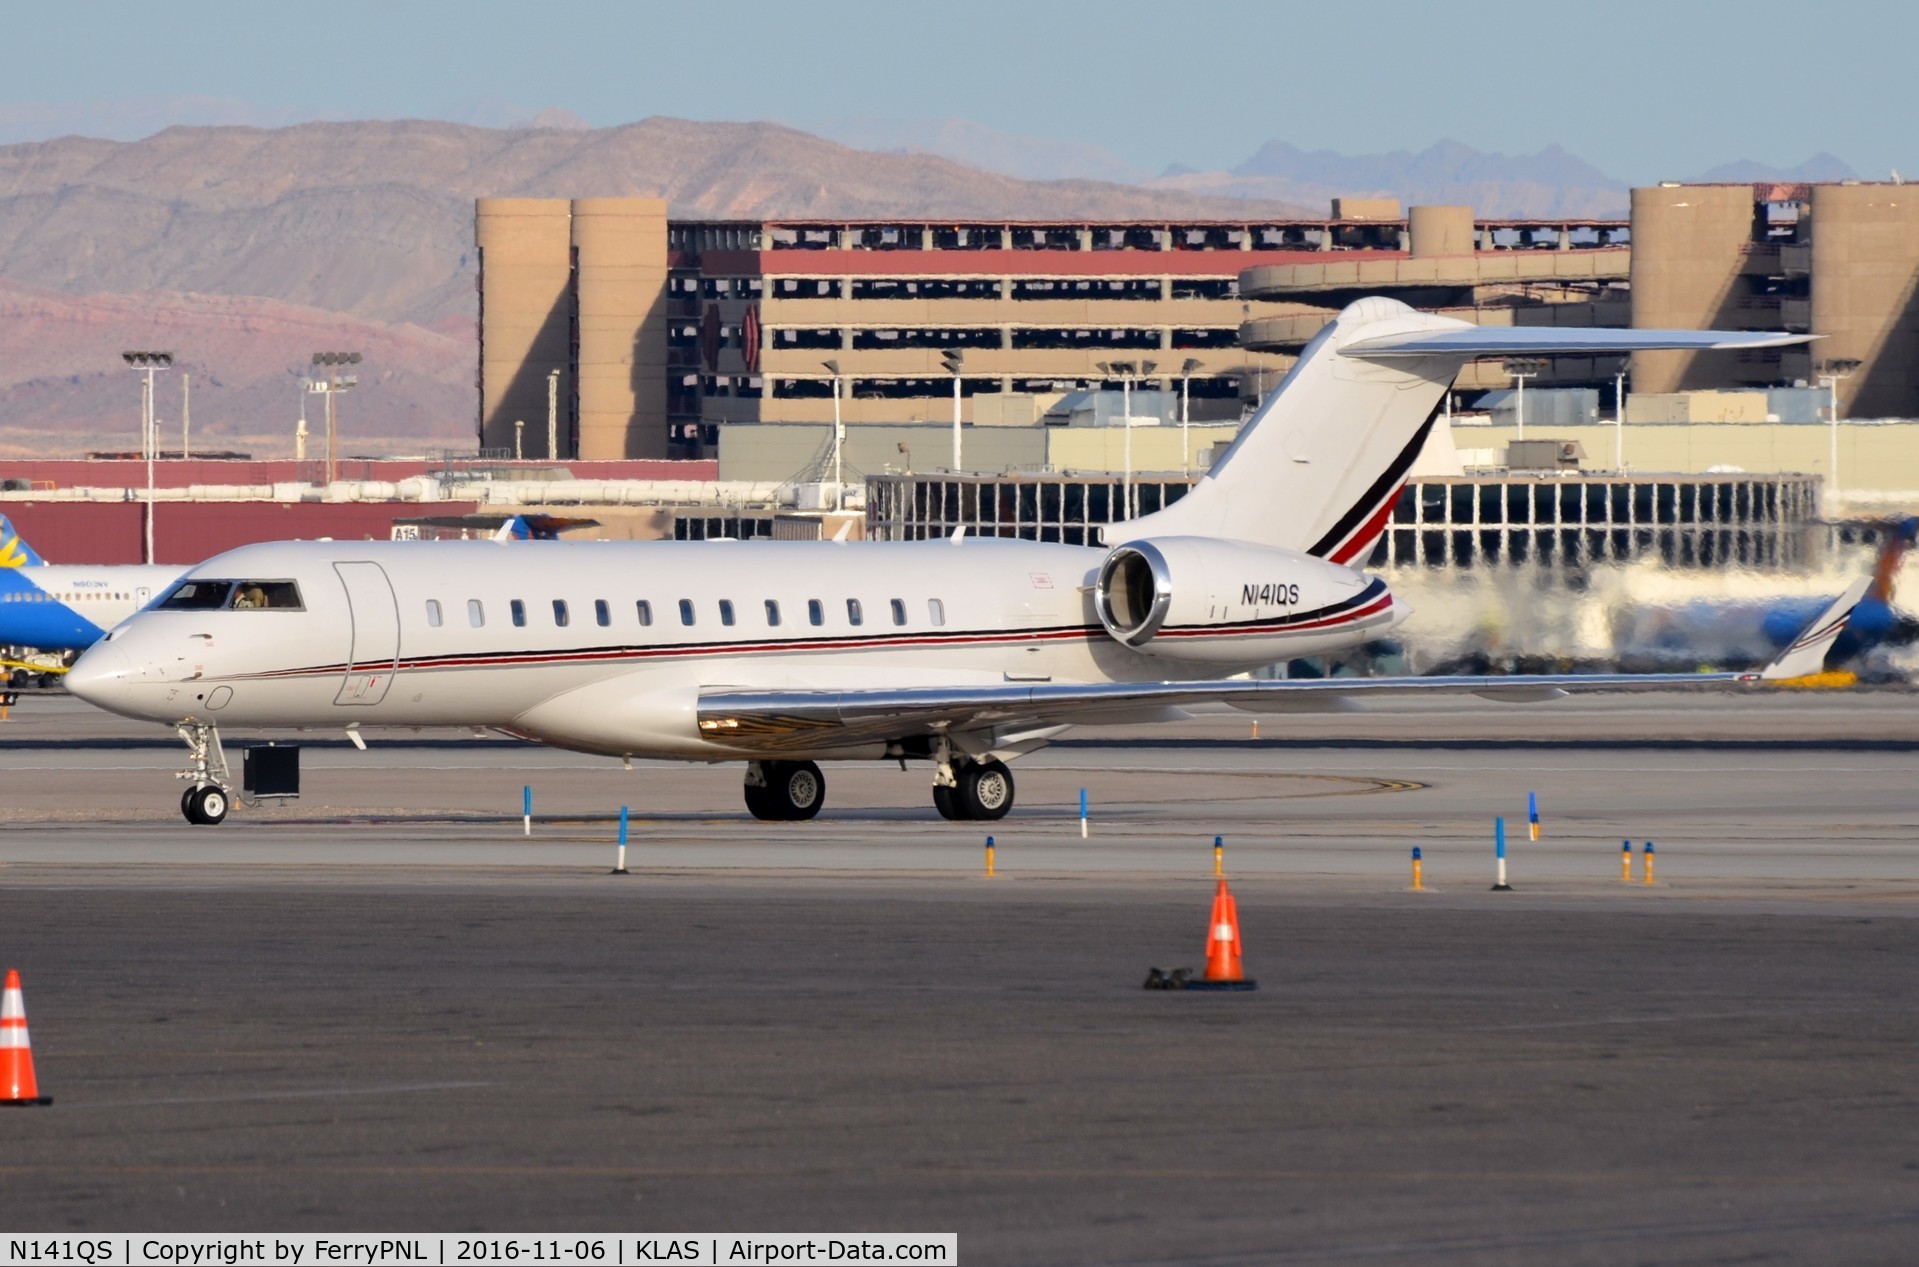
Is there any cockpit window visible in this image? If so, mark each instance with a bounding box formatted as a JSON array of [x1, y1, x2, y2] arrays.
[[156, 579, 304, 611], [230, 581, 303, 610], [157, 581, 232, 610]]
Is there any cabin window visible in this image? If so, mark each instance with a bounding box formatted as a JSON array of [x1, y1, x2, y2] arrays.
[[553, 599, 570, 627], [890, 598, 907, 626], [679, 599, 696, 626], [510, 599, 526, 627], [847, 598, 864, 626], [594, 599, 611, 627], [636, 600, 653, 626], [765, 599, 781, 626], [928, 598, 945, 626], [468, 599, 485, 628], [718, 599, 736, 626], [808, 599, 824, 626], [425, 600, 443, 628]]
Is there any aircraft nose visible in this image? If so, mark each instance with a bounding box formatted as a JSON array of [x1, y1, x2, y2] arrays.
[[64, 640, 134, 708]]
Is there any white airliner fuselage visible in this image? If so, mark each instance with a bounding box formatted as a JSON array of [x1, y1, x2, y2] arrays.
[[74, 536, 1396, 755], [68, 298, 1832, 826]]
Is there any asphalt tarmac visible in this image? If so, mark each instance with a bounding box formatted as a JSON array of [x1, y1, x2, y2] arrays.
[[2, 693, 1917, 1264]]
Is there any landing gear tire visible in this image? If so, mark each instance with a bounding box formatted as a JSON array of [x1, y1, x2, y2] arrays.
[[183, 784, 229, 826], [933, 783, 961, 821], [958, 759, 1015, 821], [744, 760, 826, 821]]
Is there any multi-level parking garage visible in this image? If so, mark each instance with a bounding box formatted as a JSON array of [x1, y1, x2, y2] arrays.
[[476, 198, 1639, 459], [477, 183, 1919, 495]]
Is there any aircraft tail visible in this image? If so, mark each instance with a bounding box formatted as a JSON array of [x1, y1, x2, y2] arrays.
[[0, 515, 45, 568], [1113, 297, 1813, 561]]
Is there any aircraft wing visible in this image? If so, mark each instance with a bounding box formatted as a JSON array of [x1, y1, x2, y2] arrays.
[[1340, 328, 1815, 359], [695, 578, 1868, 751], [696, 671, 1746, 750]]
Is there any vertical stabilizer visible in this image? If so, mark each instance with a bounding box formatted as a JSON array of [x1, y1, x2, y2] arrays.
[[0, 515, 46, 568], [1112, 298, 1814, 561], [1113, 298, 1458, 560]]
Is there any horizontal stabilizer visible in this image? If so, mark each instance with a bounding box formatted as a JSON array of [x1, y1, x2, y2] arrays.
[[1341, 327, 1814, 360]]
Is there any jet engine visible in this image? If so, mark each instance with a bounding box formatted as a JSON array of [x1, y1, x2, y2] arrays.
[[1093, 536, 1398, 663]]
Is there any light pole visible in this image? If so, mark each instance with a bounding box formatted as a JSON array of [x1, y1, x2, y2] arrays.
[[311, 351, 362, 485], [546, 368, 562, 460], [1818, 357, 1862, 517], [295, 378, 309, 462], [122, 351, 173, 564], [1098, 359, 1151, 518], [1179, 357, 1202, 475], [823, 359, 844, 511], [514, 420, 525, 461], [1613, 368, 1628, 470], [940, 349, 964, 470], [181, 373, 191, 460], [1503, 357, 1546, 440]]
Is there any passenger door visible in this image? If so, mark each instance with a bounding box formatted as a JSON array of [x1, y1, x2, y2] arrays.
[[333, 561, 401, 705]]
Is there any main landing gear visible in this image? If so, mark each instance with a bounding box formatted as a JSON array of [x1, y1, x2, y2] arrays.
[[744, 760, 826, 821], [933, 753, 1015, 822], [176, 722, 232, 826], [736, 749, 1018, 823]]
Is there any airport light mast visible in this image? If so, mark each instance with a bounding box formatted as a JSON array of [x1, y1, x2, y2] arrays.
[[310, 351, 362, 485], [823, 359, 844, 511], [1614, 368, 1628, 470], [1098, 359, 1154, 518], [1179, 357, 1203, 475], [1503, 357, 1547, 441], [122, 351, 173, 565], [1818, 357, 1863, 517], [940, 349, 964, 471]]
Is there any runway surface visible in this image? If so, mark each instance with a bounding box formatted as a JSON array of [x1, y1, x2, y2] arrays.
[[2, 693, 1917, 1263]]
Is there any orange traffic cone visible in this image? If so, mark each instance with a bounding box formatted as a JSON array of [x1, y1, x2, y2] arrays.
[[1190, 879, 1257, 991], [2, 969, 52, 1106]]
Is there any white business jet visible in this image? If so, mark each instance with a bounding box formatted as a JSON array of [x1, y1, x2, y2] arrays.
[[67, 298, 1853, 826]]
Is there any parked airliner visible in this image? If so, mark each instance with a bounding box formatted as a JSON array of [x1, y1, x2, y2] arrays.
[[0, 515, 185, 669], [67, 298, 1852, 825]]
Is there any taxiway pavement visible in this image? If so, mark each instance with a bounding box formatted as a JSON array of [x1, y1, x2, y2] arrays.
[[1, 693, 1916, 1263]]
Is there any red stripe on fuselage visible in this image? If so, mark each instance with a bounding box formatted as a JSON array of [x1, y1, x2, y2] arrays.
[[1328, 481, 1407, 565]]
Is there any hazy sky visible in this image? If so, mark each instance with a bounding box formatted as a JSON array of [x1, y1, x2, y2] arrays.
[[0, 0, 1905, 182]]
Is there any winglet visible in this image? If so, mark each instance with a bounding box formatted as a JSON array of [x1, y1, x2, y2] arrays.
[[1760, 576, 1872, 680]]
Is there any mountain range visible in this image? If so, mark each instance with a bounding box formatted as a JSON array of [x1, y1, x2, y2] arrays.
[[0, 115, 1866, 459], [0, 118, 1308, 458]]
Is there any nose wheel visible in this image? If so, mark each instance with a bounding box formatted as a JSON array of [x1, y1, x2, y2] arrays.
[[175, 721, 233, 827], [181, 784, 230, 825]]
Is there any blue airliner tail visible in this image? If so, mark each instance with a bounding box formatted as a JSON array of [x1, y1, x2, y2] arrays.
[[0, 515, 46, 568]]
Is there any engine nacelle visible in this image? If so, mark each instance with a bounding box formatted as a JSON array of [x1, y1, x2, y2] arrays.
[[1094, 536, 1399, 663]]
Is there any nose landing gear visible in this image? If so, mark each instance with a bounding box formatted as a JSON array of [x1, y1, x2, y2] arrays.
[[176, 722, 232, 826]]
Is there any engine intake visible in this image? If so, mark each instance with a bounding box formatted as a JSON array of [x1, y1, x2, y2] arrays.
[[1095, 542, 1173, 646], [1093, 536, 1393, 663]]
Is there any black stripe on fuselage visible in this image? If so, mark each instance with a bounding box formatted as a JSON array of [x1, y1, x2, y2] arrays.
[[1305, 401, 1442, 560]]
